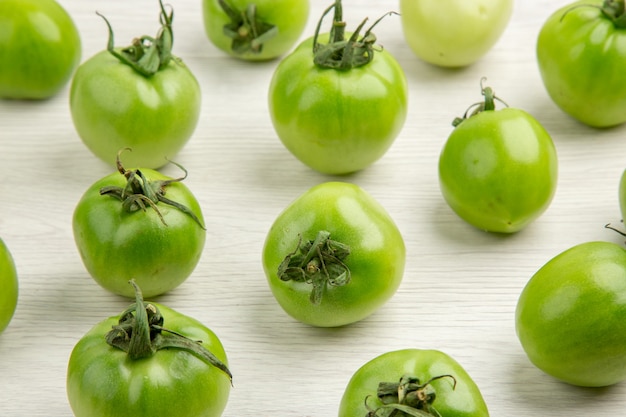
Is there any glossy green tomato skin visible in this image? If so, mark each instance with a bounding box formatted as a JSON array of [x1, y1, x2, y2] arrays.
[[67, 303, 230, 417], [0, 239, 18, 333], [516, 241, 626, 387], [268, 35, 408, 175], [537, 0, 626, 127], [69, 50, 201, 169], [338, 349, 490, 417], [399, 0, 512, 67], [72, 169, 205, 298], [438, 108, 558, 233], [0, 0, 81, 99], [262, 182, 405, 327], [202, 0, 309, 60]]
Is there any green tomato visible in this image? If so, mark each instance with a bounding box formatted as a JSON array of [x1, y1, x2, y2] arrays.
[[0, 238, 18, 333], [268, 1, 408, 175], [262, 181, 405, 327], [399, 0, 513, 67], [69, 0, 200, 169], [0, 0, 81, 99], [338, 349, 490, 417], [67, 281, 231, 417], [438, 81, 558, 233], [72, 152, 205, 298], [516, 241, 626, 387], [537, 0, 626, 127], [202, 0, 310, 60]]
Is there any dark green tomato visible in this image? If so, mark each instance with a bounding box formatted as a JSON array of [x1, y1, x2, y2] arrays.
[[0, 238, 18, 333], [72, 166, 205, 298], [516, 241, 626, 387], [268, 30, 408, 175], [338, 349, 490, 417], [537, 0, 626, 127], [262, 182, 405, 327], [439, 102, 558, 233], [202, 0, 310, 60], [0, 0, 81, 99], [67, 293, 231, 417]]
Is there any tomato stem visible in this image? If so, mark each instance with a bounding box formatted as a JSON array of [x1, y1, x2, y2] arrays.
[[312, 0, 397, 70], [452, 77, 509, 127], [603, 0, 626, 26], [99, 148, 205, 229], [218, 0, 278, 54], [105, 280, 233, 382], [561, 0, 626, 28], [96, 0, 176, 77], [277, 230, 351, 305], [365, 374, 457, 417]]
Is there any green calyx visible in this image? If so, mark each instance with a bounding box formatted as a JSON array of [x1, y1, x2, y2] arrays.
[[99, 149, 205, 229], [97, 0, 176, 76], [561, 0, 626, 28], [452, 77, 509, 127], [278, 230, 351, 305], [365, 375, 457, 417], [218, 0, 278, 54], [602, 0, 626, 25], [106, 280, 233, 382], [312, 0, 397, 70]]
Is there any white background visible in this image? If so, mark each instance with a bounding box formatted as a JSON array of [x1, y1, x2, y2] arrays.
[[2, 0, 626, 416]]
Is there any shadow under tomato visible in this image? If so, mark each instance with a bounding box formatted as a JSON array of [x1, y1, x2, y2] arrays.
[[505, 351, 619, 413]]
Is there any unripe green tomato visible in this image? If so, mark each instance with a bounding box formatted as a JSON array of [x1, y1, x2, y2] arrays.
[[399, 0, 513, 67], [537, 0, 626, 127], [0, 0, 81, 99], [202, 0, 310, 60], [439, 90, 558, 233], [262, 182, 406, 327], [0, 238, 18, 333], [338, 349, 489, 417], [72, 165, 206, 298], [516, 241, 626, 387]]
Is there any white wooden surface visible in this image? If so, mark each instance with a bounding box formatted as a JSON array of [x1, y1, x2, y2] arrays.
[[2, 0, 626, 416]]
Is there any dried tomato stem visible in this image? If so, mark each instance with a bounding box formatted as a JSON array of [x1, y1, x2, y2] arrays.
[[218, 0, 278, 54], [277, 230, 351, 305], [99, 148, 205, 229], [105, 280, 232, 382], [365, 374, 457, 417], [312, 0, 396, 70], [97, 0, 175, 76]]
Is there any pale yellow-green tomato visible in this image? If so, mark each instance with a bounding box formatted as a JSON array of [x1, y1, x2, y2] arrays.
[[399, 0, 514, 67]]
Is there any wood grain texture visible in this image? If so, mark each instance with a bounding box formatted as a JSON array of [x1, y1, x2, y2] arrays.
[[2, 0, 626, 416]]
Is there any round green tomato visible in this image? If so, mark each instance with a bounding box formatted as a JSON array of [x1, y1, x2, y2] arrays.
[[438, 90, 558, 233], [399, 0, 513, 67], [0, 238, 18, 333], [537, 0, 626, 127], [70, 49, 200, 169], [0, 0, 81, 99], [72, 165, 205, 298], [202, 0, 309, 60], [516, 241, 626, 387], [67, 301, 231, 417], [268, 31, 408, 175], [338, 349, 489, 417], [262, 182, 405, 327]]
